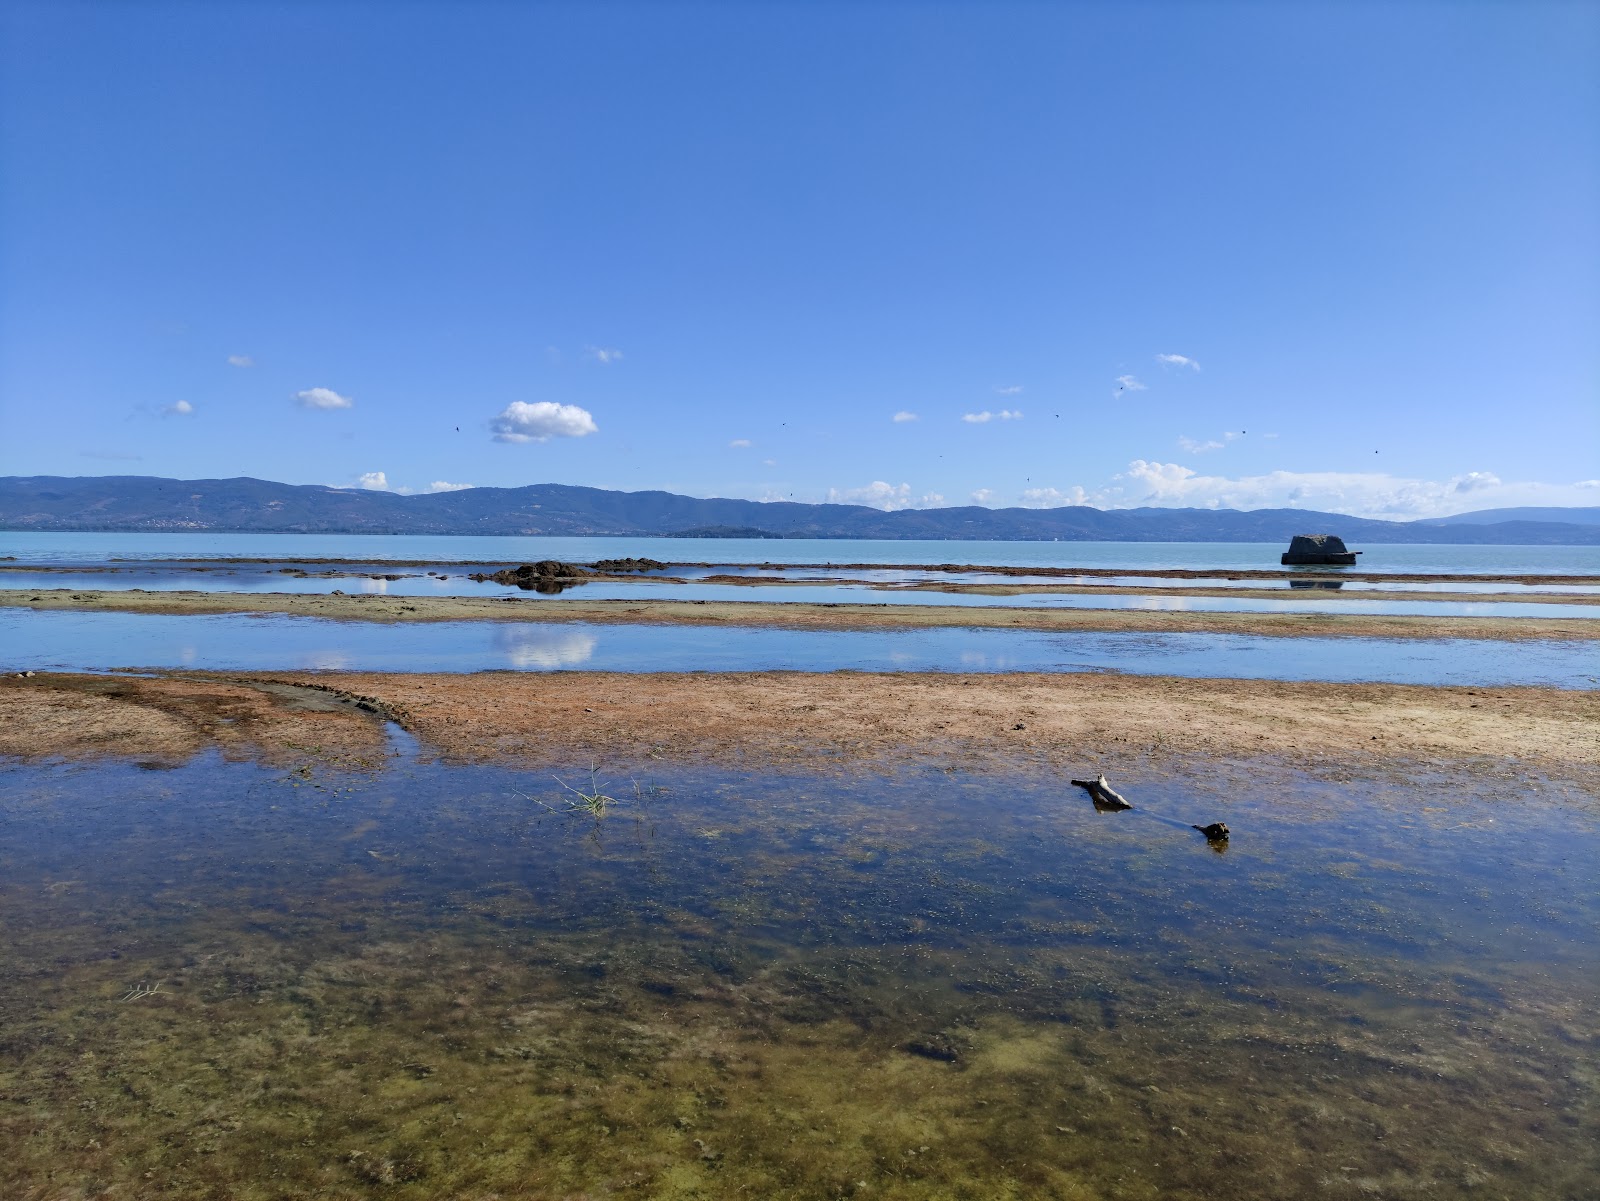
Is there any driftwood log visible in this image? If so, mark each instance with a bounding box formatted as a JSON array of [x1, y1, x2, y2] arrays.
[[1070, 775, 1233, 845], [1069, 773, 1133, 811]]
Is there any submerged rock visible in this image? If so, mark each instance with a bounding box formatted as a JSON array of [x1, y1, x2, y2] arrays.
[[904, 1032, 963, 1063]]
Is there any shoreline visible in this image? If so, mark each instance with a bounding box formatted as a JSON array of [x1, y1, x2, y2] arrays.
[[6, 585, 1599, 641], [3, 670, 1594, 781], [3, 558, 1595, 586]]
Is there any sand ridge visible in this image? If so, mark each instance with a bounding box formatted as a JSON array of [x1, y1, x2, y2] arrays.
[[5, 672, 1594, 782], [5, 586, 1598, 641]]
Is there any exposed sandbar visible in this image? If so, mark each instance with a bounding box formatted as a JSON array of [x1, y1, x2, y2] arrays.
[[5, 671, 1594, 782], [4, 586, 1598, 641], [0, 673, 386, 766], [22, 555, 1593, 587]]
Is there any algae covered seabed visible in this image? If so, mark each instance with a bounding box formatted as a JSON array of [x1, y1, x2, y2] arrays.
[[2, 718, 1597, 1200]]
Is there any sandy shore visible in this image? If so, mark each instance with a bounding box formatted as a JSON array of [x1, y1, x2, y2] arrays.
[[5, 671, 1594, 781], [5, 586, 1598, 641]]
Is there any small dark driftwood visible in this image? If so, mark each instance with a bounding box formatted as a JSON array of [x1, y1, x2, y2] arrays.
[[1192, 822, 1230, 843], [1070, 773, 1133, 811]]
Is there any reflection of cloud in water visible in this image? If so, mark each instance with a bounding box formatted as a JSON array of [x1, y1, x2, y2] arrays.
[[360, 578, 389, 594], [299, 650, 352, 670], [958, 650, 1026, 669], [1129, 595, 1198, 611], [494, 626, 598, 669]]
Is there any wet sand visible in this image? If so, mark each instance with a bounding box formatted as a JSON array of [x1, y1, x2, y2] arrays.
[[6, 671, 1594, 781], [0, 673, 388, 766], [6, 586, 1598, 640]]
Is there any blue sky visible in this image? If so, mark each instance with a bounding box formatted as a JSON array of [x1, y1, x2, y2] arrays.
[[2, 0, 1596, 519]]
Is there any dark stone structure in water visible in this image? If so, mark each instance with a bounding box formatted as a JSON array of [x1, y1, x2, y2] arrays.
[[1281, 534, 1361, 566]]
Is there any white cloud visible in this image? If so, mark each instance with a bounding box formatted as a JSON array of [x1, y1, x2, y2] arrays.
[[826, 481, 945, 511], [226, 354, 254, 368], [1156, 353, 1200, 371], [762, 458, 778, 467], [163, 399, 194, 416], [1452, 471, 1500, 493], [729, 438, 753, 449], [352, 475, 473, 495], [1059, 461, 1598, 519], [585, 346, 623, 364], [970, 488, 994, 504], [1114, 375, 1145, 393], [1177, 431, 1240, 454], [297, 386, 353, 410], [962, 409, 1022, 424], [491, 401, 599, 443], [994, 385, 1023, 395], [892, 410, 919, 423], [1020, 486, 1091, 508]]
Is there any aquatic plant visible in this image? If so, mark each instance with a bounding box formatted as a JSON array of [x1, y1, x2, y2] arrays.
[[517, 763, 643, 818]]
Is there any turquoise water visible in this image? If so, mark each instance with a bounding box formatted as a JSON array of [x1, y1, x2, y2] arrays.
[[5, 531, 1598, 575]]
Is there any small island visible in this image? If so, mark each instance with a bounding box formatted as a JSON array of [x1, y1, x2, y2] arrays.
[[1281, 534, 1362, 565]]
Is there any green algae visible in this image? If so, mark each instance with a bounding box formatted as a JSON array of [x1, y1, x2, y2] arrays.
[[1, 752, 1596, 1199]]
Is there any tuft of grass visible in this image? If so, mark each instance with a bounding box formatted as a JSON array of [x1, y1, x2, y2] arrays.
[[518, 764, 648, 819]]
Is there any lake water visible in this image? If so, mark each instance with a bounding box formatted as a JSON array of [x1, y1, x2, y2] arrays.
[[5, 531, 1598, 575], [8, 610, 1596, 687], [3, 743, 1594, 1198], [6, 568, 1596, 617]]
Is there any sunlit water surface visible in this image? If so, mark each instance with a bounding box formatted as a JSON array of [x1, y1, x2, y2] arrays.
[[4, 567, 1597, 616], [5, 532, 1597, 575], [6, 610, 1597, 686]]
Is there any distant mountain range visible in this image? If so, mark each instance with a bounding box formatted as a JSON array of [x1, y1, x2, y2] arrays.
[[1415, 506, 1600, 527], [3, 475, 1599, 545]]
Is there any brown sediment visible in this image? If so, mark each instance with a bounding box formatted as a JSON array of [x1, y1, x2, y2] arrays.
[[0, 673, 388, 766], [8, 670, 1594, 778], [268, 670, 1597, 774], [5, 586, 1598, 640]]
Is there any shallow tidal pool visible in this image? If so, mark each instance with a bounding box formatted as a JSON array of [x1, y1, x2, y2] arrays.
[[1, 742, 1596, 1199]]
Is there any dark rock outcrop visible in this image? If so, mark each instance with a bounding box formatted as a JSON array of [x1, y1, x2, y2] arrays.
[[590, 557, 667, 573], [1281, 534, 1360, 565], [469, 560, 594, 591]]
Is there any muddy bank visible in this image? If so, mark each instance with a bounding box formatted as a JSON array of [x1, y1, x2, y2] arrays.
[[273, 670, 1599, 776], [6, 671, 1594, 781], [5, 587, 1597, 641], [0, 673, 389, 767]]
